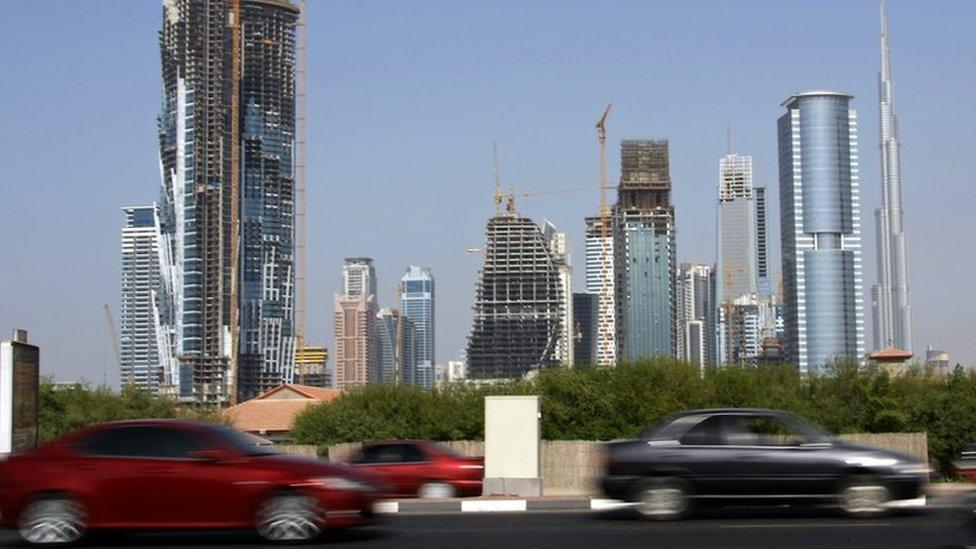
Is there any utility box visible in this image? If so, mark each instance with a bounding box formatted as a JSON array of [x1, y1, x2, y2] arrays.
[[483, 395, 541, 496], [0, 329, 40, 454]]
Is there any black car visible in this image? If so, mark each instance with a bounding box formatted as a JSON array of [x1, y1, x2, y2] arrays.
[[599, 408, 929, 520]]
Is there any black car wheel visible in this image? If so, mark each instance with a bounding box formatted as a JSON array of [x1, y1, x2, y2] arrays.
[[838, 476, 890, 518], [633, 478, 690, 521]]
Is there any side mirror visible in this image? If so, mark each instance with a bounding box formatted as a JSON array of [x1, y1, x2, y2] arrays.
[[190, 449, 227, 462]]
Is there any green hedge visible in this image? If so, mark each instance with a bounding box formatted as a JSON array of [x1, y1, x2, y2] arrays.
[[291, 360, 976, 474]]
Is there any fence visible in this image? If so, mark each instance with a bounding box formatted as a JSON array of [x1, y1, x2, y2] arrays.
[[276, 433, 928, 496]]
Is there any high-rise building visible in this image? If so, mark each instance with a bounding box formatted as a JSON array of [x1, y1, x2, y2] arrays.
[[467, 211, 572, 378], [375, 308, 416, 384], [572, 293, 598, 367], [676, 263, 716, 367], [754, 186, 771, 296], [584, 216, 616, 366], [547, 222, 574, 367], [155, 0, 299, 403], [400, 266, 434, 388], [344, 257, 377, 298], [720, 293, 783, 366], [778, 91, 866, 373], [872, 1, 914, 354], [120, 205, 162, 391], [717, 154, 758, 302], [614, 140, 676, 361], [332, 293, 375, 389], [294, 346, 329, 387]]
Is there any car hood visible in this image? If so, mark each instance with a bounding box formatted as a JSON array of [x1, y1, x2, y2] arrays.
[[254, 453, 380, 484], [828, 440, 920, 463]]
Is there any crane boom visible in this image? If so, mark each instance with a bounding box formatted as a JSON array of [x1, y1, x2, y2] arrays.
[[104, 303, 123, 384], [596, 102, 613, 224], [295, 0, 309, 384]]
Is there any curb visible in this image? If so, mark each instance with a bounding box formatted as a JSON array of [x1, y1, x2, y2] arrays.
[[375, 498, 630, 514]]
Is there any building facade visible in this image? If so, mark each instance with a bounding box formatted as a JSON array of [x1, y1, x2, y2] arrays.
[[717, 154, 758, 302], [614, 140, 676, 361], [584, 216, 616, 366], [120, 205, 162, 391], [572, 293, 598, 367], [676, 263, 716, 367], [332, 293, 375, 389], [778, 91, 866, 373], [872, 1, 914, 354], [400, 266, 434, 388], [375, 308, 416, 385], [467, 212, 572, 378], [155, 0, 299, 403]]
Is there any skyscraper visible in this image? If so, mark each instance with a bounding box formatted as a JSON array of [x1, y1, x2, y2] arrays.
[[120, 205, 162, 391], [400, 266, 434, 388], [676, 263, 716, 367], [467, 211, 572, 378], [333, 258, 378, 388], [155, 0, 299, 403], [572, 292, 598, 367], [872, 0, 914, 353], [717, 154, 758, 302], [778, 91, 866, 373], [375, 308, 416, 384], [584, 216, 616, 366], [615, 140, 676, 361]]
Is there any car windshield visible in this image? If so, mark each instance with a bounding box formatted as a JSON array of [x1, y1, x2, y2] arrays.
[[645, 411, 832, 444], [206, 425, 277, 456]]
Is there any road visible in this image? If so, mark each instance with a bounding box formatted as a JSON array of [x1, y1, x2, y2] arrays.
[[3, 507, 976, 548]]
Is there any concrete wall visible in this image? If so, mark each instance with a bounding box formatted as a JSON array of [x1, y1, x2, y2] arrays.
[[280, 433, 927, 496]]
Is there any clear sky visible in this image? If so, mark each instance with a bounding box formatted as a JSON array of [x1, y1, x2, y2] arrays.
[[1, 0, 973, 384]]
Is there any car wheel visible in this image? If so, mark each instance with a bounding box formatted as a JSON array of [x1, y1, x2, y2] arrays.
[[256, 492, 324, 543], [838, 476, 890, 518], [418, 481, 456, 499], [18, 495, 87, 546], [633, 478, 690, 521]]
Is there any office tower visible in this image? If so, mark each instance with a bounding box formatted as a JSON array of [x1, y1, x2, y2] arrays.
[[872, 1, 914, 353], [614, 140, 676, 361], [401, 266, 434, 388], [344, 257, 377, 298], [467, 212, 572, 378], [572, 293, 598, 367], [717, 154, 758, 302], [676, 264, 716, 367], [294, 346, 329, 388], [156, 0, 299, 403], [375, 308, 416, 384], [120, 205, 162, 391], [332, 293, 375, 389], [547, 222, 574, 367], [754, 186, 771, 296], [585, 216, 616, 366], [778, 91, 866, 373]]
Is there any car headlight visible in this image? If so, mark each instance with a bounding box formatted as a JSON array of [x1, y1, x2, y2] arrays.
[[310, 476, 372, 492]]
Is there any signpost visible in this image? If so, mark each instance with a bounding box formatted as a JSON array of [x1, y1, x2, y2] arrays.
[[0, 329, 40, 454]]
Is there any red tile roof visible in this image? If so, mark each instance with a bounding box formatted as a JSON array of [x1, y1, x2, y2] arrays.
[[224, 384, 341, 434], [869, 347, 914, 360]]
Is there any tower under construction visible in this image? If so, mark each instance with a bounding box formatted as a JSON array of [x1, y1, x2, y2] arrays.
[[467, 210, 572, 379], [156, 0, 299, 403]]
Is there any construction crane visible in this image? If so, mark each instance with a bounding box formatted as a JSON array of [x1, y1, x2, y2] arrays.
[[596, 102, 613, 233], [295, 0, 309, 384], [594, 102, 614, 367], [104, 303, 123, 384], [228, 0, 242, 406]]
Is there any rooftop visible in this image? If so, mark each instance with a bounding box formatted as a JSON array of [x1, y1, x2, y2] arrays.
[[781, 90, 854, 108]]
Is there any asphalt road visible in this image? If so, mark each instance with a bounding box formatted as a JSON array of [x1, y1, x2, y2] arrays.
[[3, 507, 976, 548]]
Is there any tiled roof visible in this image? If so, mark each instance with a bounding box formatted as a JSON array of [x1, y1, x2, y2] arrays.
[[224, 384, 342, 434], [869, 347, 914, 360]]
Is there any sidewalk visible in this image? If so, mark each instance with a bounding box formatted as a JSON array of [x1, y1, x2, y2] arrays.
[[374, 484, 976, 515]]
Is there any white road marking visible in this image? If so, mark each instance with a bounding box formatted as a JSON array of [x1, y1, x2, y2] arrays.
[[374, 501, 399, 514], [720, 523, 893, 529], [590, 499, 636, 510], [461, 500, 527, 512]]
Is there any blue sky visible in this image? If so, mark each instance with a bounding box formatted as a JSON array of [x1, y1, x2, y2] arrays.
[[1, 0, 974, 384]]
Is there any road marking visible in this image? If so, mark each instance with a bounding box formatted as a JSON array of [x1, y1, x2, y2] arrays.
[[720, 522, 893, 529], [461, 500, 527, 512], [374, 501, 399, 514], [590, 499, 636, 510]]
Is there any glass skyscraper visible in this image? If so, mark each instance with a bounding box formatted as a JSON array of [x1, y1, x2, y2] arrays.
[[400, 266, 434, 388], [778, 91, 866, 373], [120, 205, 162, 391]]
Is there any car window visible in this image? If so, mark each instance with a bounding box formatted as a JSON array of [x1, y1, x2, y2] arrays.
[[400, 444, 427, 462], [732, 415, 811, 447], [679, 416, 726, 445], [82, 426, 203, 459]]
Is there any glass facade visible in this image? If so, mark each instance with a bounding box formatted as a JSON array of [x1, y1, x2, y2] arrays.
[[778, 92, 865, 373], [400, 266, 434, 388]]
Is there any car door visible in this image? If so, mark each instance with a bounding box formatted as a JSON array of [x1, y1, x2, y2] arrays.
[[72, 427, 152, 527], [673, 415, 743, 496]]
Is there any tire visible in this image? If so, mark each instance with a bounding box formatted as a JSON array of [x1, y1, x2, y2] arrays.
[[255, 492, 324, 543], [838, 476, 891, 518], [418, 481, 456, 499], [18, 495, 87, 546], [632, 478, 691, 521]]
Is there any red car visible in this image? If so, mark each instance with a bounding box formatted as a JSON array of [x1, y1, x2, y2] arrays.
[[0, 420, 379, 545], [348, 441, 483, 499]]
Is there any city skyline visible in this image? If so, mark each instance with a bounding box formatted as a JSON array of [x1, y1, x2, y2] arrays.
[[2, 1, 974, 384]]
